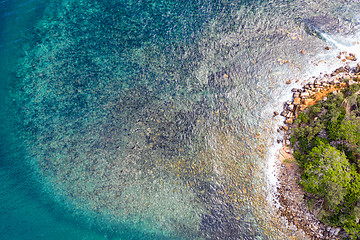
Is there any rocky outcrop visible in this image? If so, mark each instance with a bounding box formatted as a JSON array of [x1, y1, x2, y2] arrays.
[[279, 64, 360, 147]]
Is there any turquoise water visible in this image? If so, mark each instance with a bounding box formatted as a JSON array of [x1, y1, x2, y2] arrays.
[[1, 0, 360, 239]]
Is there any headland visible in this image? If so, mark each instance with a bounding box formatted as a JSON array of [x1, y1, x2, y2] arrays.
[[275, 52, 360, 239]]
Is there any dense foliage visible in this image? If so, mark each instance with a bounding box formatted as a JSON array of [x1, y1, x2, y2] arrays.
[[291, 84, 360, 239]]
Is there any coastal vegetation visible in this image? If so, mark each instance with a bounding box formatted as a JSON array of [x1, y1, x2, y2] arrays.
[[290, 83, 360, 239]]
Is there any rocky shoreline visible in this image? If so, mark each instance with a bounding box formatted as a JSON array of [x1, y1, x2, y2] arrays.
[[275, 54, 360, 239]]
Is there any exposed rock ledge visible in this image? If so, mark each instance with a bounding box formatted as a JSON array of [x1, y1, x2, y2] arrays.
[[275, 59, 360, 239]]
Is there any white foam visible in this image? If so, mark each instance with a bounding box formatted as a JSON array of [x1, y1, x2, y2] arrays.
[[321, 32, 360, 57]]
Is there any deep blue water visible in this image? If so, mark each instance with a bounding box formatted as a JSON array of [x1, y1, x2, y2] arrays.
[[1, 0, 360, 239]]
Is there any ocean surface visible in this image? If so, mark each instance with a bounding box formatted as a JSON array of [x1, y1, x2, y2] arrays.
[[1, 0, 360, 239]]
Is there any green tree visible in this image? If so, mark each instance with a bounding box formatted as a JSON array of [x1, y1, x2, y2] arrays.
[[301, 144, 357, 205], [326, 109, 346, 141], [339, 115, 360, 146], [301, 144, 360, 237]]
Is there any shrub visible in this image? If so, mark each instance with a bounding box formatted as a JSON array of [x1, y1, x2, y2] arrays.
[[298, 112, 308, 123], [326, 109, 346, 141], [338, 115, 360, 146], [309, 104, 322, 116]]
